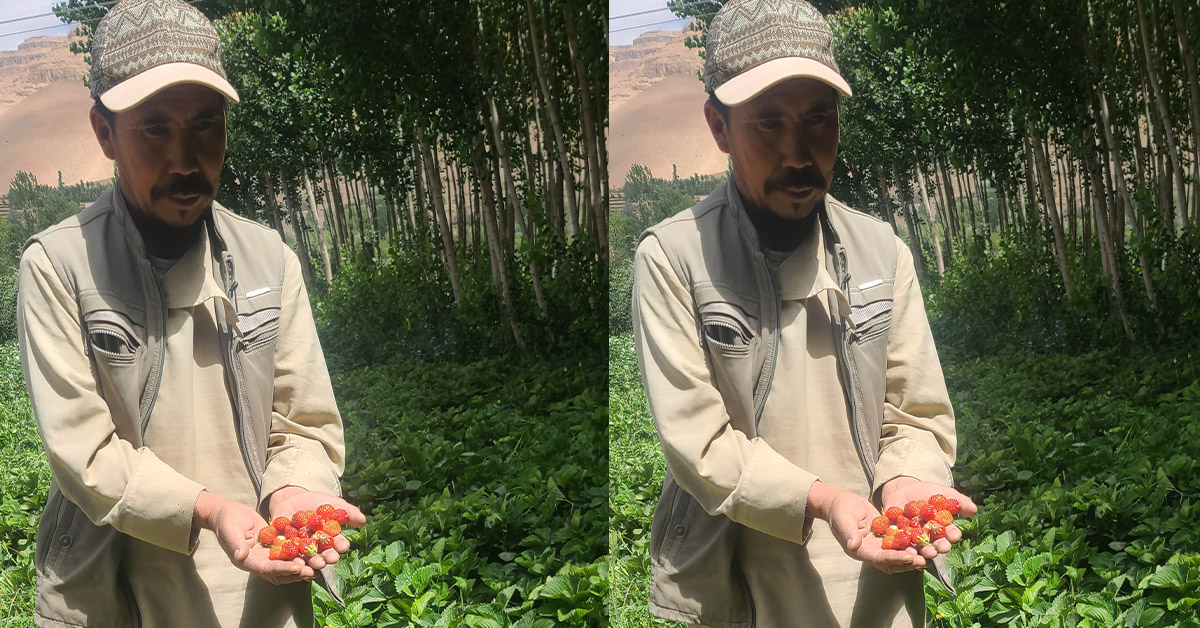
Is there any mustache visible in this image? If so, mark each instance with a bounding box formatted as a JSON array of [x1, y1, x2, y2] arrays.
[[151, 175, 213, 201], [766, 168, 826, 193]]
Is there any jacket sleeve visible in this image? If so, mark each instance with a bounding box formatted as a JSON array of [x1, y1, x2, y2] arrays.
[[257, 246, 346, 509], [17, 242, 206, 555], [871, 236, 957, 495], [633, 234, 818, 545]]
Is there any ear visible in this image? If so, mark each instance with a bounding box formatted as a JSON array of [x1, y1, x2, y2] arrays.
[[90, 106, 117, 161], [703, 99, 731, 155]]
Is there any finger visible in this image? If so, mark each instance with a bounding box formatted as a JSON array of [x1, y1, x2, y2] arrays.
[[919, 544, 938, 560], [944, 490, 979, 517], [320, 548, 340, 565], [333, 500, 367, 527], [332, 535, 351, 554], [944, 524, 963, 544], [307, 554, 328, 570], [932, 538, 953, 554]]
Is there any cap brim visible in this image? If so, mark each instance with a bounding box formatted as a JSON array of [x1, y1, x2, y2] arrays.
[[99, 62, 240, 113], [714, 57, 852, 106]]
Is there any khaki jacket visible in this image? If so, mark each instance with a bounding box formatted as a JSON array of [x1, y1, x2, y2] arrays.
[[17, 185, 345, 627], [632, 181, 957, 627]]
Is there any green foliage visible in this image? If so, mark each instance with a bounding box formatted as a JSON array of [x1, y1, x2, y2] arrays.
[[0, 268, 16, 345], [313, 349, 607, 627], [0, 342, 51, 628]]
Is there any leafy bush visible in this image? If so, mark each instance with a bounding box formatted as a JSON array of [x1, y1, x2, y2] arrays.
[[0, 268, 17, 345]]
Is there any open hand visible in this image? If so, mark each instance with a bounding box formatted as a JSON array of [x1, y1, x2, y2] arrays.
[[824, 490, 927, 574], [879, 476, 977, 560], [207, 498, 315, 584], [267, 486, 366, 570]]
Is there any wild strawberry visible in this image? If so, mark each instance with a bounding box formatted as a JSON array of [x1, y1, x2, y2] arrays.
[[313, 530, 334, 552], [272, 517, 291, 532], [903, 500, 921, 518], [896, 515, 912, 529], [307, 514, 327, 533], [911, 528, 931, 547], [280, 540, 300, 561], [920, 504, 937, 522], [332, 509, 350, 525], [268, 544, 284, 560], [928, 494, 949, 510], [884, 506, 904, 522], [321, 519, 342, 537], [880, 533, 896, 550], [925, 521, 946, 540], [298, 538, 319, 557], [316, 504, 336, 519], [258, 526, 278, 546], [891, 530, 910, 549], [292, 510, 311, 530], [934, 510, 954, 526], [871, 516, 890, 535], [283, 525, 304, 540], [945, 498, 961, 515]]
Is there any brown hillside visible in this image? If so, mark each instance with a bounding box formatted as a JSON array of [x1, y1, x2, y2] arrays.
[[0, 79, 114, 192], [0, 35, 88, 116]]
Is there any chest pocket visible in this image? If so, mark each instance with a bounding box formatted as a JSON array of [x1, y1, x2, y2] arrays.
[[847, 280, 894, 346], [84, 309, 145, 365], [79, 294, 149, 438], [696, 293, 759, 359]]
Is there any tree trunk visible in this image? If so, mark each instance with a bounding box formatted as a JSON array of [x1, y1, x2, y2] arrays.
[[282, 174, 314, 287], [1028, 121, 1074, 297], [303, 169, 333, 286], [1083, 123, 1134, 340], [418, 130, 463, 306], [563, 6, 606, 260], [262, 171, 284, 241], [887, 164, 923, 277], [1135, 0, 1188, 226], [475, 134, 524, 349], [524, 0, 579, 236], [916, 164, 945, 276], [1170, 0, 1200, 221]]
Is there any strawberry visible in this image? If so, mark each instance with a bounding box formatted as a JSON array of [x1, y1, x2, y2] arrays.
[[934, 510, 954, 526], [291, 510, 311, 530], [298, 538, 319, 558], [321, 519, 342, 537], [903, 500, 921, 519], [268, 544, 284, 560], [910, 528, 931, 547], [920, 504, 937, 522], [332, 509, 350, 525], [280, 540, 300, 561], [928, 494, 949, 510], [925, 521, 946, 540], [283, 525, 304, 540], [307, 514, 327, 533], [884, 506, 904, 522], [258, 526, 278, 546], [871, 516, 890, 535], [945, 498, 961, 515], [313, 530, 334, 552], [896, 515, 912, 529], [891, 530, 910, 549], [316, 504, 336, 519], [880, 533, 896, 550]]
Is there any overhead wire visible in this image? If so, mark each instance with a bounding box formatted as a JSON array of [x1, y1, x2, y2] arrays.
[[609, 12, 718, 35]]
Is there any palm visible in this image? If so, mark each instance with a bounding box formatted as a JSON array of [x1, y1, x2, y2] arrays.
[[879, 478, 977, 557]]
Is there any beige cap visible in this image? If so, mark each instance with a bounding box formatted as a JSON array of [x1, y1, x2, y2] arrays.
[[704, 0, 852, 106], [90, 0, 239, 112]]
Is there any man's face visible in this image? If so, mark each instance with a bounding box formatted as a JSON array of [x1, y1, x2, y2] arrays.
[[705, 77, 840, 223], [90, 83, 228, 228]]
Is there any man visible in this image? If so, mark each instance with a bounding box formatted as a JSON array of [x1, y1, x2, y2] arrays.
[[632, 1, 977, 626], [16, 1, 363, 626]]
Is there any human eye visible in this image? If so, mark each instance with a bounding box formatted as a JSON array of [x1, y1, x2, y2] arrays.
[[757, 117, 783, 131], [194, 118, 217, 132], [144, 124, 169, 137], [807, 111, 831, 126]]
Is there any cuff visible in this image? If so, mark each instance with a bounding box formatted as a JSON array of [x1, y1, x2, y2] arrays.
[[871, 438, 954, 497], [118, 455, 207, 555], [257, 447, 343, 511], [722, 440, 819, 545]]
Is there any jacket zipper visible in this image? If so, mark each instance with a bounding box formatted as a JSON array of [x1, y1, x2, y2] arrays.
[[221, 254, 264, 496], [140, 262, 167, 439], [752, 256, 781, 429], [835, 245, 876, 488]]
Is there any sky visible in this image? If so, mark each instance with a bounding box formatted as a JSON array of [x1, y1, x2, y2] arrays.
[[609, 0, 691, 47], [0, 0, 76, 51]]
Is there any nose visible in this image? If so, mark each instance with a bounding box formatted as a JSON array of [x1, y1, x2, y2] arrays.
[[779, 124, 814, 171], [166, 130, 201, 176]]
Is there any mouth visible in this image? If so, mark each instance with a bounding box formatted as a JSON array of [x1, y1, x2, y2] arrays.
[[167, 193, 203, 207], [782, 186, 817, 200]]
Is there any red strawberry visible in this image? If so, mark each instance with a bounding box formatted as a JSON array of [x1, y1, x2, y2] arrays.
[[313, 530, 334, 552], [292, 510, 311, 530], [316, 504, 336, 519], [903, 500, 921, 518], [920, 504, 937, 522], [258, 526, 278, 546], [307, 514, 327, 533], [298, 538, 319, 557], [321, 519, 342, 537], [332, 509, 350, 525], [280, 540, 300, 561], [911, 528, 931, 547], [884, 506, 904, 522], [880, 533, 896, 550], [871, 516, 890, 535], [928, 494, 949, 510], [268, 544, 284, 560], [283, 525, 304, 540], [925, 521, 946, 540], [945, 498, 961, 515], [891, 530, 910, 548], [272, 517, 292, 532], [934, 510, 954, 526], [896, 515, 912, 529]]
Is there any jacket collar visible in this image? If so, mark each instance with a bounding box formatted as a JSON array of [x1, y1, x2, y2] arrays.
[[112, 182, 236, 316], [724, 180, 846, 304]]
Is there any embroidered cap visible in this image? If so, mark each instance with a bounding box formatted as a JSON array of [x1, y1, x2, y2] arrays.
[[704, 0, 852, 106], [90, 0, 239, 112]]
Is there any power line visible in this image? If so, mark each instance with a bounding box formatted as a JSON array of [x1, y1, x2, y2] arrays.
[[610, 0, 719, 22], [0, 12, 55, 26], [610, 13, 718, 35], [0, 22, 78, 39], [0, 0, 206, 40]]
